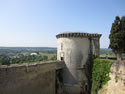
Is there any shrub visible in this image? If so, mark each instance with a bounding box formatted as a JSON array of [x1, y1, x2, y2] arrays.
[[91, 58, 113, 94]]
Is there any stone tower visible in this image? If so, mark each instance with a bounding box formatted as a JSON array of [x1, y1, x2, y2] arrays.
[[56, 32, 101, 94]]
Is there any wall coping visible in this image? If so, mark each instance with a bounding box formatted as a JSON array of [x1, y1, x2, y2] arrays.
[[56, 32, 102, 39], [0, 60, 63, 69]]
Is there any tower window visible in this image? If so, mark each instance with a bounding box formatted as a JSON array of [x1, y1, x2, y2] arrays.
[[61, 43, 63, 51], [60, 52, 64, 61], [61, 57, 64, 60], [84, 84, 88, 92]]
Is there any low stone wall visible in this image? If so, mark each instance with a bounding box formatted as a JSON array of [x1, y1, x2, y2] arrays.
[[98, 62, 125, 94], [0, 61, 63, 94]]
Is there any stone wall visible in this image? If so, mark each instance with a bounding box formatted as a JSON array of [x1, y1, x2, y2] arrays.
[[0, 61, 63, 94], [56, 32, 101, 94], [91, 38, 100, 57], [57, 37, 90, 94], [98, 62, 125, 94]]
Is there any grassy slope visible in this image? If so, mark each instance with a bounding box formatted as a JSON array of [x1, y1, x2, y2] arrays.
[[91, 58, 113, 94]]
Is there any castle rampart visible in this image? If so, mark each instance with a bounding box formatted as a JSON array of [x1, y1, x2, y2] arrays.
[[0, 32, 101, 94], [0, 61, 64, 94], [56, 32, 101, 94]]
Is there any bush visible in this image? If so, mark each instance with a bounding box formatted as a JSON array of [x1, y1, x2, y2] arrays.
[[91, 58, 113, 94], [0, 55, 10, 65]]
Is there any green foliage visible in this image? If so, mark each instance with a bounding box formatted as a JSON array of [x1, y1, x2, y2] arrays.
[[9, 55, 49, 64], [50, 55, 57, 60], [0, 55, 10, 65], [0, 54, 57, 65], [43, 56, 48, 61], [109, 16, 125, 60], [0, 47, 57, 65], [91, 58, 113, 94]]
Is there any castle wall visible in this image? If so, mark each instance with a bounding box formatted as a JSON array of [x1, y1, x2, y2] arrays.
[[0, 61, 63, 94], [56, 32, 101, 94], [57, 37, 91, 94], [91, 37, 100, 57], [98, 62, 125, 94]]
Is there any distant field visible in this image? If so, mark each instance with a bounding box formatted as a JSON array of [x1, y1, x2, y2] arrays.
[[100, 48, 125, 59], [39, 52, 56, 59], [100, 54, 116, 58], [100, 48, 115, 57], [1, 47, 125, 65], [0, 47, 57, 65]]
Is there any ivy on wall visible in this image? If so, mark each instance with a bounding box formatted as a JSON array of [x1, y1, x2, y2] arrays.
[[91, 58, 113, 94]]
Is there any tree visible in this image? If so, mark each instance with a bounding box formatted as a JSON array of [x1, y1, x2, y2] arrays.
[[0, 55, 10, 65], [121, 16, 125, 45], [109, 16, 125, 61], [43, 56, 48, 61]]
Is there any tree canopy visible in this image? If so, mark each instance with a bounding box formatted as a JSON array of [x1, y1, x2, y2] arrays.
[[109, 16, 125, 60]]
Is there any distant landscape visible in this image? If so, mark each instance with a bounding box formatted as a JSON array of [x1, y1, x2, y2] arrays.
[[100, 48, 115, 57], [0, 47, 57, 65], [0, 47, 125, 65], [100, 48, 125, 58]]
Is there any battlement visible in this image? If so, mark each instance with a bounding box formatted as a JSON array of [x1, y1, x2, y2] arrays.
[[56, 32, 102, 39]]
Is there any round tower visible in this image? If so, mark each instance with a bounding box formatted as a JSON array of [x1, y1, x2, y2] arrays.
[[56, 32, 101, 94]]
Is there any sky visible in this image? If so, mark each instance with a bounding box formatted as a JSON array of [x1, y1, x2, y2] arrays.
[[0, 0, 125, 48]]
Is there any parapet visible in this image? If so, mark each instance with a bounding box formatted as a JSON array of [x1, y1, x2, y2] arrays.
[[56, 32, 102, 39], [0, 60, 64, 70], [0, 60, 64, 94]]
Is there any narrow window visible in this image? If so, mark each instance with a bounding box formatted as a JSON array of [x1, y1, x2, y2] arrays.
[[61, 57, 64, 60], [61, 43, 63, 51], [84, 84, 88, 92], [60, 52, 64, 61]]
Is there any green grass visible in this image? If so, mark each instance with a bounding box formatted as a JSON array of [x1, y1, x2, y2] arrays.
[[100, 53, 116, 58], [39, 52, 56, 59]]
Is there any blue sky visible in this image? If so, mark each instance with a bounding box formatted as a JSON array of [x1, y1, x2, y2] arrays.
[[0, 0, 125, 48]]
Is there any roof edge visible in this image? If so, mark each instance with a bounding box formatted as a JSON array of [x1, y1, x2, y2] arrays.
[[56, 32, 102, 38]]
